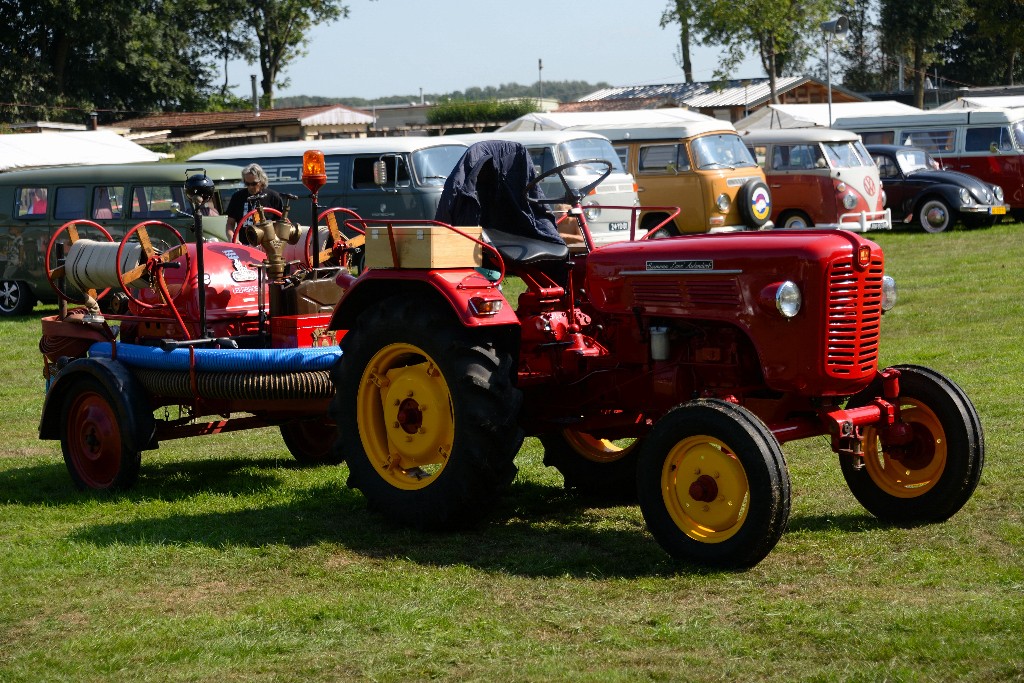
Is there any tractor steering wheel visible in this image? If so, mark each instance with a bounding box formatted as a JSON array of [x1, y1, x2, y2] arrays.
[[525, 158, 613, 206]]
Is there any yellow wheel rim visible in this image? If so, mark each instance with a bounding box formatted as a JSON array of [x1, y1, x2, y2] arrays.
[[562, 430, 638, 464], [860, 399, 947, 498], [661, 435, 749, 543], [356, 343, 455, 491]]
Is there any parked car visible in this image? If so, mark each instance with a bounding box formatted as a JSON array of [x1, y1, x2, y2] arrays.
[[743, 128, 890, 231], [865, 144, 1008, 233]]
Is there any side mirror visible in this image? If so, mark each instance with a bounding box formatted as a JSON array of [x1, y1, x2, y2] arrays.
[[373, 160, 388, 186]]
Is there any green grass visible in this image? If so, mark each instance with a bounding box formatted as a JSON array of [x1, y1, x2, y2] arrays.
[[2, 224, 1023, 681]]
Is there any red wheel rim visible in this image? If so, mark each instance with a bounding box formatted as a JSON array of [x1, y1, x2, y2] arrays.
[[67, 390, 123, 489]]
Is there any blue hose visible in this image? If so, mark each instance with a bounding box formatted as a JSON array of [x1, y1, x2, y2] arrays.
[[88, 342, 341, 372]]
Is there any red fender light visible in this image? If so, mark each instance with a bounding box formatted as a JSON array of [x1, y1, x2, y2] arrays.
[[469, 296, 504, 317], [302, 150, 327, 193]]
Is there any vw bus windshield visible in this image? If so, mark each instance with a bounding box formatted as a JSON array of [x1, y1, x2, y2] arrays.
[[559, 138, 627, 175], [692, 134, 758, 169], [412, 145, 468, 186], [824, 141, 873, 168]]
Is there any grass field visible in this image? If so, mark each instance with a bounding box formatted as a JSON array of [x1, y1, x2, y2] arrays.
[[1, 224, 1022, 682]]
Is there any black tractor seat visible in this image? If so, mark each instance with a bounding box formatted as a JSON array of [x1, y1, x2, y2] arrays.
[[483, 228, 569, 267]]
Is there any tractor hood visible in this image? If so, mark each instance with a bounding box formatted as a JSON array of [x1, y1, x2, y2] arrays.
[[584, 230, 878, 318]]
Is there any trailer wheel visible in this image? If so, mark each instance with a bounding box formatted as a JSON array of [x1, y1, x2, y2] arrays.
[[280, 419, 342, 465], [330, 296, 523, 530], [637, 399, 791, 569], [840, 365, 984, 523], [60, 376, 141, 491], [540, 429, 641, 502]]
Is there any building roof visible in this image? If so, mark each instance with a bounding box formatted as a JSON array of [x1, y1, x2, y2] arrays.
[[0, 130, 161, 172], [735, 101, 923, 130], [575, 76, 864, 110], [117, 104, 373, 132]]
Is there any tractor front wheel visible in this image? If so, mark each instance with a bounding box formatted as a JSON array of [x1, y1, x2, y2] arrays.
[[60, 377, 141, 491], [330, 296, 523, 530], [637, 399, 791, 569], [840, 365, 984, 523]]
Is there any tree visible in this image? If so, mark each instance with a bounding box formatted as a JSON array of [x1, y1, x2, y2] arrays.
[[691, 0, 839, 102], [879, 0, 969, 107], [836, 0, 888, 93], [660, 0, 698, 83], [242, 0, 351, 108], [974, 0, 1024, 86]]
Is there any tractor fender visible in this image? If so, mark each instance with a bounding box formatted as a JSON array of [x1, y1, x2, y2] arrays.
[[39, 357, 156, 451], [330, 268, 520, 332]]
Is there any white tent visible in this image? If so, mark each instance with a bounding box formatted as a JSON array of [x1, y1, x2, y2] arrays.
[[735, 101, 922, 130], [497, 108, 719, 132], [0, 130, 161, 172], [937, 95, 1024, 110]]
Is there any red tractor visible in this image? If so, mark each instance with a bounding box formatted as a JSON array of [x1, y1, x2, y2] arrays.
[[38, 147, 983, 569]]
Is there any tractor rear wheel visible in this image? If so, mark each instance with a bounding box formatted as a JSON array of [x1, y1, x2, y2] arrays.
[[280, 419, 342, 465], [840, 365, 984, 523], [60, 376, 141, 491], [637, 399, 791, 569], [540, 429, 641, 502], [330, 296, 523, 530]]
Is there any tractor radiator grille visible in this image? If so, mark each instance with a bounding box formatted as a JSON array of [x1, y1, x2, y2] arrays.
[[631, 278, 741, 309], [825, 256, 883, 376]]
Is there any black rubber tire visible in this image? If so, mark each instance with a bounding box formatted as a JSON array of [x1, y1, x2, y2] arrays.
[[779, 210, 812, 229], [636, 399, 791, 569], [917, 198, 953, 233], [280, 419, 342, 465], [641, 213, 680, 239], [539, 429, 642, 503], [0, 280, 36, 316], [737, 179, 772, 228], [329, 295, 523, 530], [840, 365, 984, 523], [60, 376, 142, 491]]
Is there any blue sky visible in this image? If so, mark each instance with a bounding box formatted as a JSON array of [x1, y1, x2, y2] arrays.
[[224, 0, 763, 101]]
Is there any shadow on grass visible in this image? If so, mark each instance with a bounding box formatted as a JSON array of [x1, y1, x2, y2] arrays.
[[5, 454, 886, 579]]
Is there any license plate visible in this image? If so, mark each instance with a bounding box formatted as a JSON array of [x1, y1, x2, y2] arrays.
[[991, 206, 1007, 215], [868, 222, 889, 230], [609, 221, 629, 231]]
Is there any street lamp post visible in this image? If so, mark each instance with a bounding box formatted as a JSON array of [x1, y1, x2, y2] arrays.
[[820, 16, 848, 126]]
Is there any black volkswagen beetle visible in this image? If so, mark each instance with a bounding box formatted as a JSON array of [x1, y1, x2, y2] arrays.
[[866, 144, 1008, 233]]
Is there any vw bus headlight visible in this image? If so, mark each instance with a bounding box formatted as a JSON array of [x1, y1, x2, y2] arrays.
[[993, 185, 1005, 202], [959, 188, 972, 204], [843, 192, 858, 210], [716, 193, 730, 212], [881, 275, 897, 312], [584, 202, 601, 221], [776, 281, 802, 318]]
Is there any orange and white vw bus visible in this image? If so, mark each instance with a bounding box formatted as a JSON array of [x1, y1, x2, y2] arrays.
[[742, 128, 891, 231]]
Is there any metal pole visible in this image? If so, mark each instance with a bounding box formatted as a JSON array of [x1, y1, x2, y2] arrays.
[[826, 37, 833, 126]]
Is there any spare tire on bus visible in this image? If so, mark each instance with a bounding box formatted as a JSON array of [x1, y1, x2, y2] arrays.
[[738, 179, 772, 229]]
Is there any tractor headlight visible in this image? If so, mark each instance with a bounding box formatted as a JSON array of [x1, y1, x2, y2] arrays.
[[959, 187, 972, 204], [716, 193, 731, 213], [776, 281, 802, 318], [993, 185, 1005, 202], [881, 275, 897, 312], [584, 202, 601, 221], [843, 192, 858, 210]]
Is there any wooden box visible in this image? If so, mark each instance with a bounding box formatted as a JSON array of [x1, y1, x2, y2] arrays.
[[364, 225, 483, 269]]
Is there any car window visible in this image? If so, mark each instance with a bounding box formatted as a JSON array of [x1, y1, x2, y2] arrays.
[[900, 129, 955, 154], [411, 145, 466, 186], [559, 138, 627, 174], [14, 186, 48, 218], [773, 144, 824, 170], [747, 145, 767, 167], [824, 141, 871, 168], [691, 134, 758, 169], [639, 144, 689, 173], [859, 131, 895, 145], [873, 155, 899, 179], [131, 185, 186, 218], [54, 186, 86, 220], [964, 126, 1015, 152], [352, 155, 411, 190], [528, 146, 557, 175], [612, 145, 629, 168], [92, 185, 124, 220]]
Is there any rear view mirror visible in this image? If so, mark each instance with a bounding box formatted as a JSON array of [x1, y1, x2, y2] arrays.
[[373, 160, 388, 186]]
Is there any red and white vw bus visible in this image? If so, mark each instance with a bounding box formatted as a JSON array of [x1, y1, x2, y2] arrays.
[[742, 128, 891, 231]]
